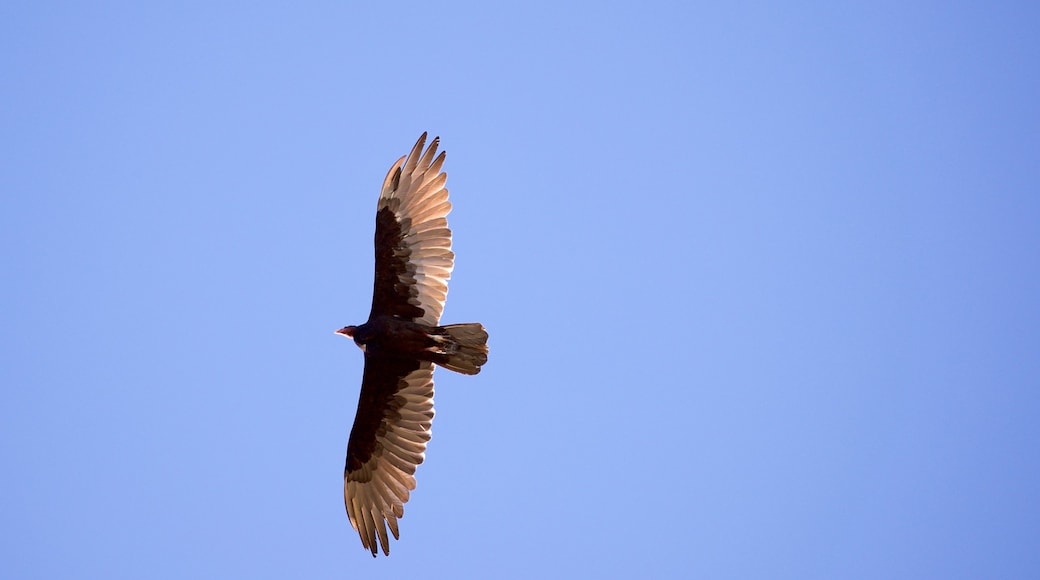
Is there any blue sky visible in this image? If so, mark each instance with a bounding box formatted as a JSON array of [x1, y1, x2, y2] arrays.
[[3, 2, 1039, 578]]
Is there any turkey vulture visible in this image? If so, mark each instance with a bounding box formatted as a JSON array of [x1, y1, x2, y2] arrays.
[[336, 133, 488, 557]]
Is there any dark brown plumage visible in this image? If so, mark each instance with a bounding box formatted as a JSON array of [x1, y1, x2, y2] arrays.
[[336, 133, 488, 557]]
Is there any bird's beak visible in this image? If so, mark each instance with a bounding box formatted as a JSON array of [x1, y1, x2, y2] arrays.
[[335, 326, 355, 337]]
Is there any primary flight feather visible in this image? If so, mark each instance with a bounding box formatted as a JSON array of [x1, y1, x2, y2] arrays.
[[336, 133, 488, 557]]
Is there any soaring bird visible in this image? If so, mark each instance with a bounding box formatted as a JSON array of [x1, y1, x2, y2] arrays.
[[336, 133, 488, 557]]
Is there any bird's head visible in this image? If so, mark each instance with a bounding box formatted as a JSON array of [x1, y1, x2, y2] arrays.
[[336, 325, 366, 352]]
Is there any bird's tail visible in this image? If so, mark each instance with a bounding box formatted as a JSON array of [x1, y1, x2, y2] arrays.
[[433, 323, 489, 375]]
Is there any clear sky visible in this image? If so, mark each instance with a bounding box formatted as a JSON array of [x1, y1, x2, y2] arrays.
[[3, 2, 1039, 578]]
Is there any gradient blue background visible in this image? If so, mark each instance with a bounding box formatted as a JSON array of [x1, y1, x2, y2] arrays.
[[3, 3, 1038, 578]]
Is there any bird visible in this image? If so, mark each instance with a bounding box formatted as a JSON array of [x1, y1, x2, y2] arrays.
[[336, 132, 488, 557]]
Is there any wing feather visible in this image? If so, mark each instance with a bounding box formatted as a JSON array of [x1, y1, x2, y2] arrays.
[[368, 133, 455, 325], [344, 356, 435, 557]]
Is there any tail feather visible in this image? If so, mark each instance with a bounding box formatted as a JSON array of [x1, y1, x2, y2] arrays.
[[435, 323, 488, 375]]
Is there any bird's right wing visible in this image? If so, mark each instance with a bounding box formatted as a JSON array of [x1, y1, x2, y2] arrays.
[[368, 133, 455, 326], [343, 355, 436, 556]]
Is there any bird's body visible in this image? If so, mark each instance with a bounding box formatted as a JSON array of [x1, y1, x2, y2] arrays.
[[339, 317, 487, 373], [337, 133, 487, 557], [341, 317, 435, 356]]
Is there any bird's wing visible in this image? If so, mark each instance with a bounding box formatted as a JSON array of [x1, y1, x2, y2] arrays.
[[344, 355, 435, 557], [368, 133, 454, 326]]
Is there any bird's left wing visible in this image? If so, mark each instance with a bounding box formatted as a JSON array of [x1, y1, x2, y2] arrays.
[[368, 133, 454, 325], [343, 355, 435, 556]]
